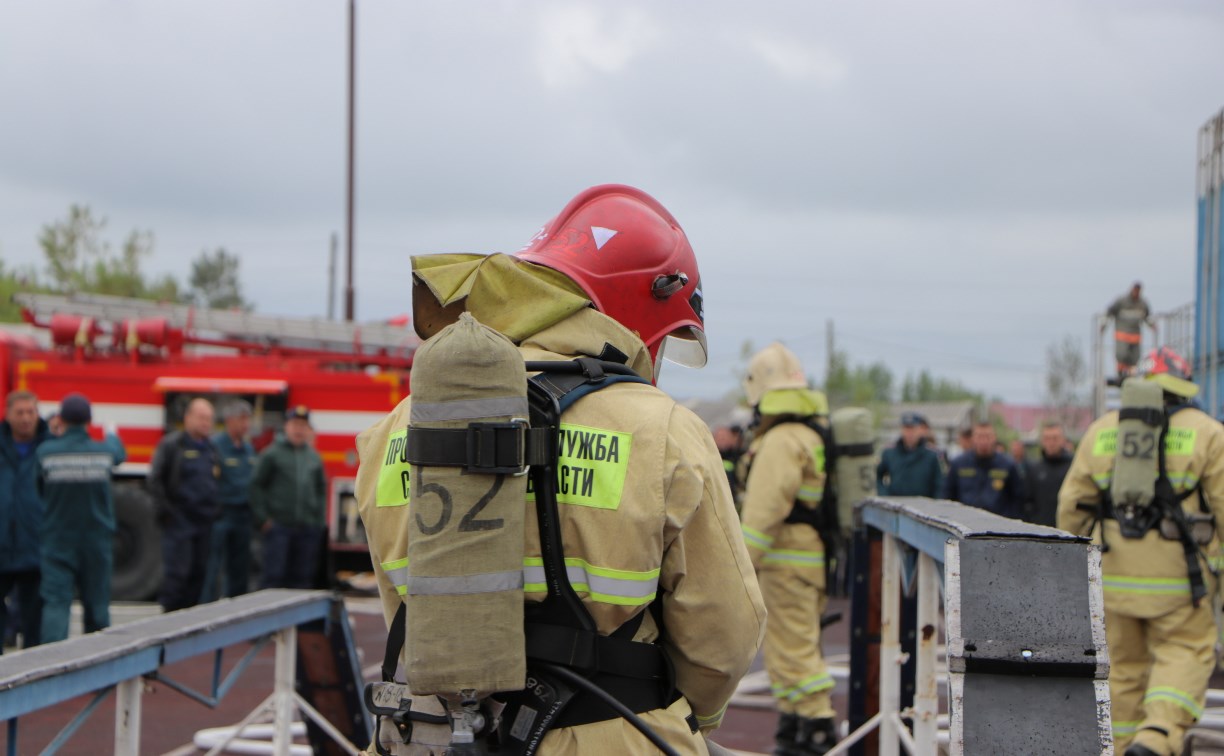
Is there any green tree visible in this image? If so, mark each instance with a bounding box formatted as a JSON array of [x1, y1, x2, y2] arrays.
[[0, 259, 54, 323], [1044, 335, 1087, 426], [188, 247, 251, 310], [823, 349, 894, 407], [901, 369, 983, 403], [38, 205, 180, 300]]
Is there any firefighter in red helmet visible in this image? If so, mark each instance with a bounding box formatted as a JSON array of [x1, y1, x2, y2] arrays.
[[356, 185, 765, 755], [1059, 347, 1224, 755]]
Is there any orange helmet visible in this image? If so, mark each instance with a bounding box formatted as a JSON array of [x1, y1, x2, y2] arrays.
[[1138, 346, 1198, 398], [516, 185, 706, 370]]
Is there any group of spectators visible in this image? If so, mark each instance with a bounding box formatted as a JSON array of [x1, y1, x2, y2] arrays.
[[876, 411, 1074, 526], [0, 390, 328, 653]]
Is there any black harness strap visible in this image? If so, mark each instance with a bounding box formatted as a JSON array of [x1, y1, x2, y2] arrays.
[[1154, 420, 1208, 607], [382, 602, 406, 683], [512, 360, 677, 730]]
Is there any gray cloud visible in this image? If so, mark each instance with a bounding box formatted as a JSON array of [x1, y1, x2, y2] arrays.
[[1, 0, 1220, 404]]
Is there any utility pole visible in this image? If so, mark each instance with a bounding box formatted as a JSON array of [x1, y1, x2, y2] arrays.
[[327, 233, 338, 321], [344, 0, 356, 322], [826, 318, 835, 384]]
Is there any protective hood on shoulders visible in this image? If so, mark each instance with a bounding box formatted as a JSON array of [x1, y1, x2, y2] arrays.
[[411, 253, 591, 342], [758, 388, 829, 419], [519, 307, 655, 381]]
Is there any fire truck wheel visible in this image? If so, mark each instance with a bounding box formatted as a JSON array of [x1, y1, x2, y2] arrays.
[[111, 484, 163, 601]]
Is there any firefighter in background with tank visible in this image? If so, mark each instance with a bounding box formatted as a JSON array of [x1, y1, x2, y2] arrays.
[[353, 185, 765, 755], [36, 393, 125, 642], [739, 342, 839, 756], [1103, 281, 1156, 380], [1058, 347, 1224, 756]]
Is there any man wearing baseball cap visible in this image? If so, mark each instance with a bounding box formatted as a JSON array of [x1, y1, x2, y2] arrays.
[[877, 412, 943, 498], [36, 393, 125, 642], [251, 405, 327, 589]]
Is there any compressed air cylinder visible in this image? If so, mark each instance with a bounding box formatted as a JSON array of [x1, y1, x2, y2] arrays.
[[1110, 377, 1163, 510], [406, 312, 528, 697], [831, 407, 875, 534]]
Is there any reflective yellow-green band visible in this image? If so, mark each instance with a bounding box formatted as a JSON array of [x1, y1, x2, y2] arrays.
[[381, 556, 410, 594], [762, 549, 825, 567], [742, 525, 774, 550], [523, 557, 658, 606], [797, 486, 824, 502], [1111, 720, 1140, 736], [1102, 575, 1191, 595], [771, 673, 835, 701], [1144, 686, 1204, 718], [695, 702, 728, 729]]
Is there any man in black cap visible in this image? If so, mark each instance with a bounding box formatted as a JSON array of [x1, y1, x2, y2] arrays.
[[251, 405, 327, 589], [36, 393, 125, 642], [877, 411, 944, 498]]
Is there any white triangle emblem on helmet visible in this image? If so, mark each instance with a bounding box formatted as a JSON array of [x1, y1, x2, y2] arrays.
[[591, 227, 618, 250]]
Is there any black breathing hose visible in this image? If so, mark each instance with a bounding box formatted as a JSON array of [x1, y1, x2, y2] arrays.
[[535, 662, 682, 756]]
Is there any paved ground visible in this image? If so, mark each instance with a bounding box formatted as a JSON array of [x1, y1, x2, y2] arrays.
[[0, 595, 853, 755], [29, 592, 1224, 754]]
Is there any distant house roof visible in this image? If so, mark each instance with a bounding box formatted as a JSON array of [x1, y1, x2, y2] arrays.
[[989, 403, 1094, 439]]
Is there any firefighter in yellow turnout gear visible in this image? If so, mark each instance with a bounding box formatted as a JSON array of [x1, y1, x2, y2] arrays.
[[1058, 347, 1224, 756], [355, 186, 765, 755], [739, 343, 838, 756]]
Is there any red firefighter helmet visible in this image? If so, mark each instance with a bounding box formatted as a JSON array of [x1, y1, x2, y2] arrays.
[[1138, 346, 1198, 398], [516, 185, 706, 370]]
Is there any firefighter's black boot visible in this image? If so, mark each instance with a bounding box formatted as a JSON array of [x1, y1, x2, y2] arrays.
[[772, 712, 800, 756], [1123, 744, 1162, 756], [792, 716, 838, 756]]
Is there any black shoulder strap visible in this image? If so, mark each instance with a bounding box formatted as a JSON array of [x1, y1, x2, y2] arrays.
[[382, 602, 406, 683], [1153, 417, 1208, 608]]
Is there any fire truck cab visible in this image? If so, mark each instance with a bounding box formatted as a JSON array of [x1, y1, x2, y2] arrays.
[[0, 293, 417, 600]]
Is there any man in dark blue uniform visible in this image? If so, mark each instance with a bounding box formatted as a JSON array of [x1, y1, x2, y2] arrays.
[[37, 393, 125, 642], [149, 398, 220, 612], [943, 420, 1023, 518], [0, 390, 50, 651], [201, 400, 256, 601]]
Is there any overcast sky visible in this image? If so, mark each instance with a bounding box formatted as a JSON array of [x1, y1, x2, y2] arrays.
[[2, 1, 1222, 404]]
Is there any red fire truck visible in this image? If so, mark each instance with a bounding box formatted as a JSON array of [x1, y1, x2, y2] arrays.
[[0, 292, 418, 600]]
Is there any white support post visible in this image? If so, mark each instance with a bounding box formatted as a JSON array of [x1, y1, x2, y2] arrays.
[[913, 552, 940, 755], [273, 627, 298, 756], [879, 533, 901, 756], [114, 677, 143, 756]]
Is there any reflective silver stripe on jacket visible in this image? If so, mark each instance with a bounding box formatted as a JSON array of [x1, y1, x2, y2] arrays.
[[405, 570, 524, 596], [410, 397, 529, 423], [41, 453, 115, 483], [522, 559, 659, 606]]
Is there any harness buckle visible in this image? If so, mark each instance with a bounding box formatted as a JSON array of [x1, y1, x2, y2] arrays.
[[465, 419, 530, 476]]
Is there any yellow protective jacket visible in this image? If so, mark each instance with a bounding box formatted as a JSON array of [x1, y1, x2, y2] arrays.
[[740, 419, 827, 584], [355, 308, 766, 755], [1057, 405, 1224, 618]]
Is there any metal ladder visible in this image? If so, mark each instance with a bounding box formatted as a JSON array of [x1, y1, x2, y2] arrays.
[[15, 292, 419, 356]]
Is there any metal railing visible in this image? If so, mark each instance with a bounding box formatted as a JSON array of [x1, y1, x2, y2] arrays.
[[0, 589, 370, 756], [840, 498, 1110, 755]]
